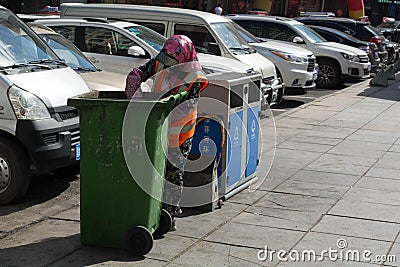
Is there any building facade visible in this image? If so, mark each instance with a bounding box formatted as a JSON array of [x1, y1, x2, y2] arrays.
[[2, 0, 399, 25]]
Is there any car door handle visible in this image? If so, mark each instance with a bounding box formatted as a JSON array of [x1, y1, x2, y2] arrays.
[[88, 57, 99, 63]]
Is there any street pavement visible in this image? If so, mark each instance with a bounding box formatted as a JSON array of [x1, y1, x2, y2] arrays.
[[1, 75, 400, 266]]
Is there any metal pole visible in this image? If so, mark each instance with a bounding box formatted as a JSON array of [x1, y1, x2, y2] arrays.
[[321, 0, 325, 11], [284, 0, 288, 16], [370, 0, 380, 26]]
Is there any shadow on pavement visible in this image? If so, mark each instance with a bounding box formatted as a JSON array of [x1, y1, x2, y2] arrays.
[[358, 84, 400, 102], [0, 165, 80, 216], [0, 234, 146, 266], [273, 99, 304, 109]]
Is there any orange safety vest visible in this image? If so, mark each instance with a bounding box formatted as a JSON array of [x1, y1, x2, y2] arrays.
[[152, 60, 208, 147]]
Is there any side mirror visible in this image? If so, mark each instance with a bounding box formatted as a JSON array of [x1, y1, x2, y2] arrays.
[[293, 36, 305, 44], [207, 42, 221, 56], [127, 45, 146, 57]]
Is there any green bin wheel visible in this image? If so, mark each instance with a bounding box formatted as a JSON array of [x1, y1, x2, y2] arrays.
[[153, 209, 172, 237], [126, 226, 153, 256]]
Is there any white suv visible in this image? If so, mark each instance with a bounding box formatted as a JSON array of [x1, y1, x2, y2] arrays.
[[231, 15, 371, 89], [233, 22, 317, 93]]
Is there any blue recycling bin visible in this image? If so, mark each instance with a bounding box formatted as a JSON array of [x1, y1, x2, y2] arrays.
[[182, 72, 262, 204]]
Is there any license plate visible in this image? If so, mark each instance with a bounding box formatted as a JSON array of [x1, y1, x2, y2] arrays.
[[76, 143, 80, 161], [367, 65, 371, 72]]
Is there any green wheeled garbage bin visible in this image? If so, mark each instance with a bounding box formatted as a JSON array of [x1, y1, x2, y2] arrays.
[[68, 91, 187, 256]]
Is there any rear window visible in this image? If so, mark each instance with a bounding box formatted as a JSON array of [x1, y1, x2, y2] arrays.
[[365, 25, 382, 36]]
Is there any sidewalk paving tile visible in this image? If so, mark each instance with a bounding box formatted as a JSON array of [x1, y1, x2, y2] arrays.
[[285, 128, 352, 142], [354, 177, 400, 192], [273, 148, 323, 164], [288, 135, 343, 146], [273, 180, 348, 199], [374, 152, 400, 170], [293, 232, 392, 264], [290, 170, 360, 187], [233, 206, 322, 231], [0, 219, 81, 266], [342, 187, 400, 206], [205, 222, 304, 252], [318, 119, 366, 129], [345, 129, 399, 144], [363, 121, 400, 133], [171, 241, 271, 266], [147, 235, 197, 262], [365, 167, 400, 180], [257, 175, 295, 192], [328, 112, 379, 124], [252, 192, 336, 213], [275, 127, 303, 145], [48, 246, 167, 267], [228, 188, 267, 206], [301, 126, 356, 139], [173, 202, 247, 239], [389, 144, 400, 153], [311, 215, 400, 242], [304, 154, 376, 176], [311, 153, 378, 167], [277, 140, 334, 153], [275, 117, 320, 130], [327, 140, 391, 158], [386, 243, 400, 266], [328, 200, 400, 224], [287, 107, 338, 119]]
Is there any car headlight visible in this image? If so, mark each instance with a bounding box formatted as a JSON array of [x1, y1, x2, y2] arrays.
[[359, 45, 371, 54], [271, 51, 308, 63], [8, 87, 51, 120], [341, 52, 360, 62]]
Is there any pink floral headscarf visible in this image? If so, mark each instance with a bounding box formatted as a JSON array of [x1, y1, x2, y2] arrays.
[[125, 35, 201, 98], [157, 35, 201, 72]]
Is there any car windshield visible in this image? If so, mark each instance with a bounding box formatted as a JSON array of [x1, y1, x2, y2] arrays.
[[294, 24, 326, 43], [377, 21, 400, 29], [124, 25, 166, 52], [0, 9, 59, 68], [39, 32, 97, 71], [211, 22, 253, 53], [231, 22, 260, 43]]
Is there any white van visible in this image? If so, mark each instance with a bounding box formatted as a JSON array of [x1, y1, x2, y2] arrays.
[[60, 3, 284, 105], [0, 6, 90, 204]]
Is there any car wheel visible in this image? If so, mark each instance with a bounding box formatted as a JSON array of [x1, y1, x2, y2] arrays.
[[316, 60, 341, 89], [0, 138, 30, 205]]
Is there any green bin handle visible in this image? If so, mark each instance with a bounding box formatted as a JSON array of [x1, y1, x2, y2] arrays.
[[165, 91, 188, 113]]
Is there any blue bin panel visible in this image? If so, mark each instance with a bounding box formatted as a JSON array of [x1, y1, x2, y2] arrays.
[[227, 111, 243, 187], [246, 106, 260, 177]]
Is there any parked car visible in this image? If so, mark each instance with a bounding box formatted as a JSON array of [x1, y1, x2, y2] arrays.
[[295, 16, 390, 64], [229, 15, 371, 89], [377, 20, 400, 43], [0, 6, 90, 204], [384, 40, 400, 63], [232, 22, 318, 93], [308, 25, 380, 73], [29, 23, 127, 92], [30, 22, 260, 93], [59, 3, 285, 106]]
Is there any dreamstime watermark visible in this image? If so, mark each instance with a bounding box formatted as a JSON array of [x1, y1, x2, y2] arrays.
[[257, 238, 397, 264]]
